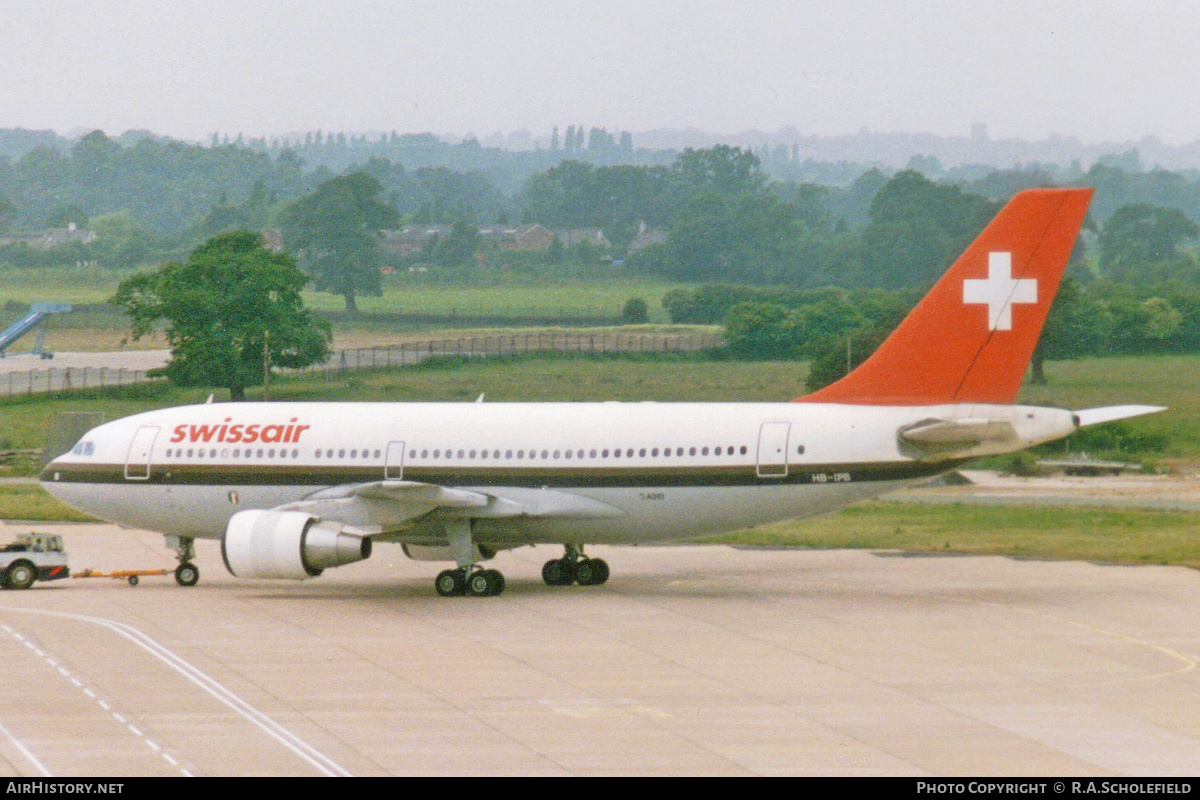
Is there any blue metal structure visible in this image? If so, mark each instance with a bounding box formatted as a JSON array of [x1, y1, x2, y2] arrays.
[[0, 302, 72, 358]]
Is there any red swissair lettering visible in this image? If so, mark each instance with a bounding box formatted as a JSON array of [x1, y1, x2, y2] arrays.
[[169, 417, 311, 444]]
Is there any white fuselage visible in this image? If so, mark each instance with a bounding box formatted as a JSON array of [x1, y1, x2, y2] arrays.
[[40, 400, 1077, 547]]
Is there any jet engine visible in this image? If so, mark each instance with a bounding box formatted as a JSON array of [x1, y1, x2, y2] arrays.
[[222, 510, 372, 580]]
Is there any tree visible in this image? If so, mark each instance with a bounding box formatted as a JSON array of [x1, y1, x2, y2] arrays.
[[622, 297, 649, 324], [279, 173, 399, 311], [1099, 203, 1199, 282], [111, 231, 330, 400], [429, 220, 480, 268], [0, 197, 14, 231], [722, 302, 802, 359], [673, 145, 764, 198], [858, 170, 999, 289], [1030, 278, 1112, 384]]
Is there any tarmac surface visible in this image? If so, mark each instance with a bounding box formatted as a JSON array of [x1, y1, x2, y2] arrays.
[[0, 350, 170, 375], [891, 469, 1200, 512], [1, 523, 1199, 777]]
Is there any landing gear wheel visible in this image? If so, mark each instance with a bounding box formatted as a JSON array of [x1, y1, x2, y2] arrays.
[[542, 558, 574, 586], [589, 558, 610, 585], [574, 559, 597, 586], [467, 569, 505, 597], [575, 558, 610, 586], [435, 568, 466, 596], [4, 562, 35, 590], [485, 569, 505, 595], [174, 562, 199, 587]]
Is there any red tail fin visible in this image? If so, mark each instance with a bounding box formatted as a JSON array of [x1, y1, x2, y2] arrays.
[[797, 188, 1094, 406]]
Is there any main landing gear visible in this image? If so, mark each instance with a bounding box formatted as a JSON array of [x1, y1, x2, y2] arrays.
[[165, 535, 200, 587], [542, 544, 609, 587], [433, 520, 506, 597]]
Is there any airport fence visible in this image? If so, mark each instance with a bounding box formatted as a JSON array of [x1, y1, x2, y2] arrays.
[[0, 331, 724, 398]]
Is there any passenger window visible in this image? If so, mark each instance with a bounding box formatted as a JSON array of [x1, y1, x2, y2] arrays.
[[796, 445, 805, 455], [701, 447, 709, 455], [469, 450, 477, 459], [506, 450, 513, 458], [553, 450, 560, 459], [541, 450, 549, 459], [740, 446, 748, 455]]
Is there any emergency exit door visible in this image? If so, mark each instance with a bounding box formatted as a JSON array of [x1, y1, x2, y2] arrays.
[[385, 440, 406, 479], [756, 421, 791, 478]]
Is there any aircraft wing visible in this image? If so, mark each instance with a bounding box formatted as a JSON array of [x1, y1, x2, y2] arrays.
[[273, 479, 624, 533]]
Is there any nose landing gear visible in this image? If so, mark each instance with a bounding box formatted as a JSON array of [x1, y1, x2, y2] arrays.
[[165, 535, 200, 587], [542, 544, 609, 587]]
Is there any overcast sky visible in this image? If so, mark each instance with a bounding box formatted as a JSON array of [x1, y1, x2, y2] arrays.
[[3, 0, 1198, 144]]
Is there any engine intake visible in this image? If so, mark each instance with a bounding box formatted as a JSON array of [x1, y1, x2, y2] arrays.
[[222, 510, 372, 580]]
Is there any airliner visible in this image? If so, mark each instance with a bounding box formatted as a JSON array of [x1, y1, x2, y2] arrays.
[[39, 188, 1162, 597]]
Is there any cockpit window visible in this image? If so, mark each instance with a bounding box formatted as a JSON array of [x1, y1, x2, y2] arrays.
[[71, 440, 95, 456]]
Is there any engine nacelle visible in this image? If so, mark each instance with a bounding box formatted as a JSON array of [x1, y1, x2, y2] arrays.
[[402, 543, 496, 562], [222, 510, 372, 580]]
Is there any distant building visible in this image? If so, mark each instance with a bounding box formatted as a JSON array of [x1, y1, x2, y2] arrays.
[[628, 221, 668, 251], [0, 223, 97, 250], [261, 228, 283, 252], [383, 223, 558, 255], [381, 225, 452, 256], [478, 223, 555, 251], [556, 228, 611, 248]]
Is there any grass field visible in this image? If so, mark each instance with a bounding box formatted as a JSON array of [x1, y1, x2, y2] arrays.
[[0, 266, 689, 320], [0, 267, 694, 352], [706, 501, 1200, 569]]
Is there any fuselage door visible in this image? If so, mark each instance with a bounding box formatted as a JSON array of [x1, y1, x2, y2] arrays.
[[385, 440, 406, 480], [124, 425, 160, 481], [756, 421, 791, 478]]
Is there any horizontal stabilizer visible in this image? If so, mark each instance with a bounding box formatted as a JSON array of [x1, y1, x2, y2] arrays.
[[1073, 405, 1167, 428]]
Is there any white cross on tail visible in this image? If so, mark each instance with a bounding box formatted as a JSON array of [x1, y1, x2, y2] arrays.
[[962, 252, 1037, 331]]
